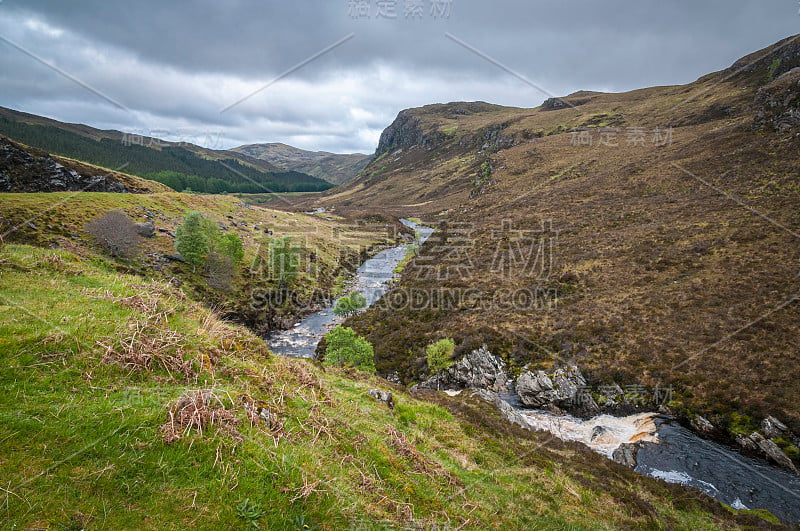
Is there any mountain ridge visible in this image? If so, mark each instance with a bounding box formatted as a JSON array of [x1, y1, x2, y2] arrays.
[[232, 142, 371, 185]]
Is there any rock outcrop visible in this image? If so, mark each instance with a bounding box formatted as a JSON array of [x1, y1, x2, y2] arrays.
[[0, 136, 131, 193], [515, 365, 598, 413], [755, 68, 800, 132], [416, 345, 509, 392], [375, 111, 425, 156]]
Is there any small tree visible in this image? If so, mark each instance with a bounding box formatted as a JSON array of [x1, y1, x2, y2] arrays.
[[324, 326, 375, 373], [85, 210, 142, 258], [426, 338, 456, 390], [218, 232, 244, 266], [175, 211, 209, 268], [269, 236, 298, 287], [333, 292, 367, 317]]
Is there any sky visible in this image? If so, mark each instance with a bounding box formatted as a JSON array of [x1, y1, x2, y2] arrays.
[[0, 1, 798, 154]]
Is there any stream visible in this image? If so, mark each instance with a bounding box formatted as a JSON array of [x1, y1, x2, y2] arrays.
[[517, 407, 800, 523], [267, 219, 434, 358], [266, 219, 800, 523]]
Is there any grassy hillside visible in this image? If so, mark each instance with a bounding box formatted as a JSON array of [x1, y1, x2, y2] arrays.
[[233, 143, 371, 185], [0, 107, 332, 194], [0, 191, 397, 335], [316, 37, 800, 449], [0, 243, 775, 529]]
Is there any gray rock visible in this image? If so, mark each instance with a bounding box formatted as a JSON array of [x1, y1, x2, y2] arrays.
[[754, 68, 800, 132], [749, 433, 798, 472], [516, 371, 558, 407], [736, 434, 759, 452], [612, 443, 641, 468], [761, 416, 788, 439], [516, 365, 597, 411], [367, 388, 394, 410], [417, 345, 509, 392], [691, 415, 716, 434], [164, 253, 186, 263], [471, 389, 531, 430], [134, 221, 155, 238]]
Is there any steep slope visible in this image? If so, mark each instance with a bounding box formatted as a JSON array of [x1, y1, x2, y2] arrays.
[[0, 106, 332, 194], [333, 36, 800, 459], [233, 142, 371, 185]]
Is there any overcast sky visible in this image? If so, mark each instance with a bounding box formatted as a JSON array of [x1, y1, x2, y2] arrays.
[[0, 1, 798, 154]]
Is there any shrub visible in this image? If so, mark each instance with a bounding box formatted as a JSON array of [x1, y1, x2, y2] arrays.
[[333, 292, 367, 317], [324, 326, 375, 373], [85, 210, 142, 258]]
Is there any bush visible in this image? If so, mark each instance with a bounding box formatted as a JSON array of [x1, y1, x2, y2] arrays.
[[85, 210, 142, 258], [324, 326, 375, 373], [333, 292, 367, 317]]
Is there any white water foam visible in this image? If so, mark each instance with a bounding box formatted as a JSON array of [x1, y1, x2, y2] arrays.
[[518, 410, 660, 457]]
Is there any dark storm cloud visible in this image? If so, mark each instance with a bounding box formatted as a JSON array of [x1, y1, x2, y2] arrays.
[[0, 0, 798, 152]]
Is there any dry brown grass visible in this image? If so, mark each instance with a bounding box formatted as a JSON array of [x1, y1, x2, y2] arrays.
[[161, 390, 242, 444]]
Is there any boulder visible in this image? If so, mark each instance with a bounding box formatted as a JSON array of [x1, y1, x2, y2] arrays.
[[134, 221, 155, 238], [612, 443, 641, 468], [749, 433, 798, 473], [417, 345, 509, 392], [516, 371, 558, 407], [471, 389, 531, 430], [690, 415, 716, 434], [761, 416, 788, 439]]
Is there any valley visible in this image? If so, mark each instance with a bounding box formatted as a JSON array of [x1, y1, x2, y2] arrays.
[[1, 27, 799, 530]]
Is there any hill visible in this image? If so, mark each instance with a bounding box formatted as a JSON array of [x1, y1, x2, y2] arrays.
[[233, 142, 371, 185], [311, 36, 800, 462], [0, 241, 771, 528], [0, 106, 332, 194]]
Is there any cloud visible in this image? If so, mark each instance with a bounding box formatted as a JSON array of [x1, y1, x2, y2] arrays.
[[0, 0, 797, 153]]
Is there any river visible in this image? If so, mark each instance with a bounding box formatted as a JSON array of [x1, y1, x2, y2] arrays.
[[266, 219, 800, 524], [266, 219, 434, 358]]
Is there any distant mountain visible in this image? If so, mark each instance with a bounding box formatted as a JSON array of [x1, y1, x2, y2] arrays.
[[0, 107, 333, 194], [232, 142, 371, 185]]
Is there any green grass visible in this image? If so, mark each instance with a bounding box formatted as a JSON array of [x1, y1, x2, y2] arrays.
[[0, 243, 768, 529]]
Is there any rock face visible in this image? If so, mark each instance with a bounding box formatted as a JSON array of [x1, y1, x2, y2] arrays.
[[375, 111, 425, 156], [0, 137, 130, 193], [515, 371, 559, 407], [416, 345, 509, 392], [515, 365, 597, 412], [755, 68, 800, 132]]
